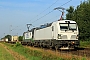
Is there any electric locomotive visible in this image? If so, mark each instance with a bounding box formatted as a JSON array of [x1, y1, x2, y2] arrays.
[[22, 20, 79, 49]]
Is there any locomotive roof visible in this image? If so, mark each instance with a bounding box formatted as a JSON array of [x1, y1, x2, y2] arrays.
[[58, 20, 76, 23], [27, 20, 76, 31]]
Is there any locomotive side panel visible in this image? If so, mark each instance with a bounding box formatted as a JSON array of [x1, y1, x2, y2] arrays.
[[34, 26, 53, 40]]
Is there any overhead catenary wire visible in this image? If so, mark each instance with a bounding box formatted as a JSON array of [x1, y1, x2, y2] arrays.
[[29, 0, 60, 22], [36, 0, 60, 16], [43, 14, 61, 23], [31, 0, 73, 24], [32, 10, 54, 23], [61, 0, 72, 6]]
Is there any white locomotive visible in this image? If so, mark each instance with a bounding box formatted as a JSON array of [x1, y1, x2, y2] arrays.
[[22, 20, 79, 49]]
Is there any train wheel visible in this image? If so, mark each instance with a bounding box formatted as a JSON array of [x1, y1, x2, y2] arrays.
[[42, 43, 45, 48], [31, 43, 34, 46], [55, 45, 58, 51], [49, 46, 52, 49], [39, 43, 42, 48]]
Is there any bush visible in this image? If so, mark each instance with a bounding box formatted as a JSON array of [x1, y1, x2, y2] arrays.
[[14, 42, 22, 47]]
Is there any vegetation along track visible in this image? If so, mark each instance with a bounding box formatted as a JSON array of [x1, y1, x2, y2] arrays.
[[0, 43, 26, 60], [6, 41, 90, 59], [24, 43, 90, 59]]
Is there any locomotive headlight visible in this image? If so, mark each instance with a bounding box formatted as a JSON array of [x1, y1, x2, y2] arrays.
[[58, 34, 61, 39], [72, 41, 75, 44], [72, 41, 75, 45]]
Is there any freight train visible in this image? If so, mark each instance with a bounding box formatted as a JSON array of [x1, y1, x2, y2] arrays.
[[22, 20, 80, 49]]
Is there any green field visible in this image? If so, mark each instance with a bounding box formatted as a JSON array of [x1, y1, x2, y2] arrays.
[[3, 43, 63, 60], [3, 42, 87, 60], [0, 43, 15, 60]]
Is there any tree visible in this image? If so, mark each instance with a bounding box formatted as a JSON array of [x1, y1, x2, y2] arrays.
[[18, 36, 23, 41], [66, 6, 74, 20], [66, 0, 90, 40], [4, 35, 11, 41]]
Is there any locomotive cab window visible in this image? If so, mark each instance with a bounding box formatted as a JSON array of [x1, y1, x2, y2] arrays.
[[60, 23, 77, 31], [69, 24, 77, 30], [60, 24, 68, 30]]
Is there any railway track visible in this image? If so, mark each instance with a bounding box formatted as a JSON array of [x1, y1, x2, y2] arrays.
[[70, 48, 90, 57], [56, 47, 90, 58], [49, 47, 89, 58], [31, 45, 90, 58], [24, 45, 90, 60]]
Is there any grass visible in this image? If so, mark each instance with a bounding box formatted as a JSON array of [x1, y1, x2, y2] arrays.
[[80, 40, 90, 48], [3, 42, 63, 60], [3, 42, 87, 60], [0, 43, 15, 60]]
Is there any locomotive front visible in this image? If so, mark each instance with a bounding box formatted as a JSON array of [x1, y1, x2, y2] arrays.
[[56, 20, 79, 49]]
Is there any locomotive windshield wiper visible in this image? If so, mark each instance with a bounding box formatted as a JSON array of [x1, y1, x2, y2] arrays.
[[70, 29, 74, 32]]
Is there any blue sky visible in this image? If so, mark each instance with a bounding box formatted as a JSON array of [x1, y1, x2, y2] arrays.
[[0, 0, 86, 38]]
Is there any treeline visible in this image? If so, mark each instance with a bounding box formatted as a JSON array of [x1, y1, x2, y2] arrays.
[[1, 35, 23, 41], [66, 0, 90, 40]]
